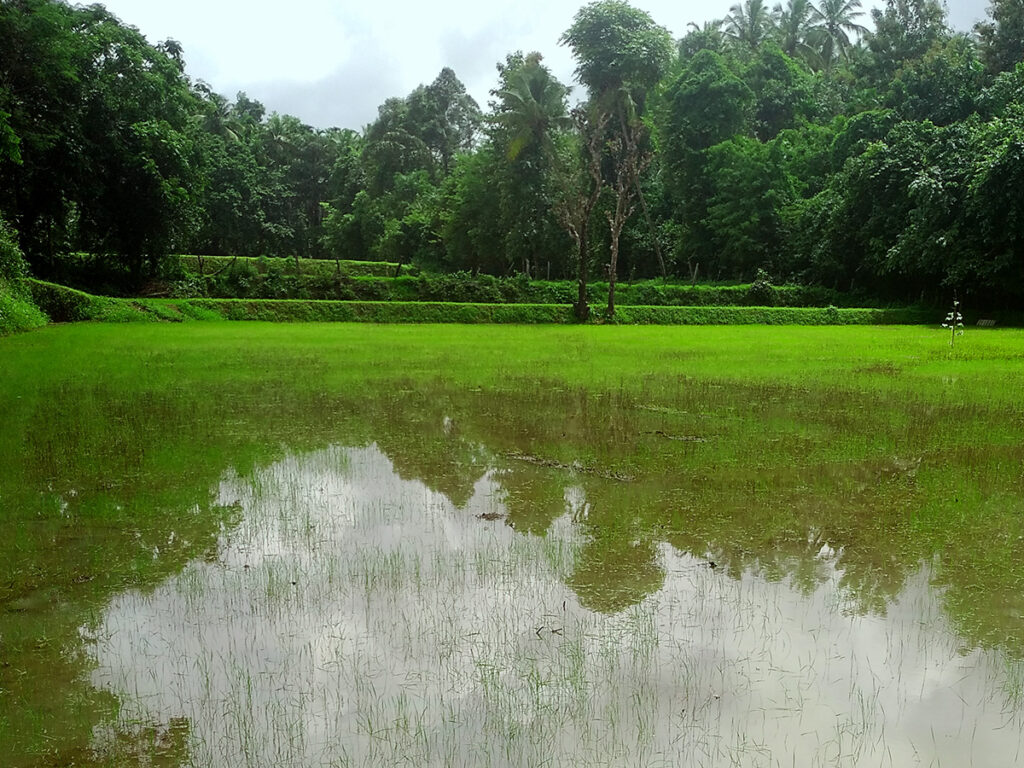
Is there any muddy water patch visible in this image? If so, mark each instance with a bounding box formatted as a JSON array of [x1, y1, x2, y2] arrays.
[[85, 445, 1024, 767]]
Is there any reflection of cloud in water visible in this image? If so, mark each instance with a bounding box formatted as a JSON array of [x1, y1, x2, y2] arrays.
[[87, 445, 1024, 767]]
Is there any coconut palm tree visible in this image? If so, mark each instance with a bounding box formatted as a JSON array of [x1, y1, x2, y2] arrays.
[[725, 0, 779, 50], [679, 19, 727, 58], [814, 0, 870, 68], [190, 84, 244, 143], [491, 53, 572, 162], [773, 0, 825, 65]]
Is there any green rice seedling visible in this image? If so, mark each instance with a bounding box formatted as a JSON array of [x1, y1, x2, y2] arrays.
[[5, 324, 1024, 766]]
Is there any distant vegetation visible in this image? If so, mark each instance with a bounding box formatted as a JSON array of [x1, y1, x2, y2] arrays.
[[2, 0, 1024, 323]]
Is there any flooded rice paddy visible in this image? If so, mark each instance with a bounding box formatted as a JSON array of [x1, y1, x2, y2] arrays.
[[90, 445, 1024, 767], [3, 325, 1024, 767]]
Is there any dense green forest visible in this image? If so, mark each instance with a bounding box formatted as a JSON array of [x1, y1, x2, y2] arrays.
[[2, 0, 1024, 315]]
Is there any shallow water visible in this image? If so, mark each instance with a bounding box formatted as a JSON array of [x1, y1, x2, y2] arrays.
[[84, 444, 1024, 767]]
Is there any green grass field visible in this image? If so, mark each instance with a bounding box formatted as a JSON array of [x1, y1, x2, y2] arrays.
[[3, 322, 1023, 765]]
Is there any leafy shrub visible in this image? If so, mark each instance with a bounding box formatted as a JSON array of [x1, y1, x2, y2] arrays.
[[225, 259, 258, 294], [743, 269, 779, 306], [172, 253, 875, 309], [108, 298, 931, 325], [0, 282, 48, 335], [0, 221, 47, 335], [415, 272, 506, 303], [609, 305, 929, 325], [170, 275, 207, 298], [27, 279, 933, 327]]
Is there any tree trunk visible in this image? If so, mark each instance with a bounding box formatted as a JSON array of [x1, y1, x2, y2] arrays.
[[129, 251, 143, 291], [553, 108, 608, 323], [606, 193, 629, 317], [635, 182, 667, 281], [575, 223, 590, 322], [606, 256, 617, 316]]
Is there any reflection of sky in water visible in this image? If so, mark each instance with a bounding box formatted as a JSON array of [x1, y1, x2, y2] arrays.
[[86, 445, 1024, 767]]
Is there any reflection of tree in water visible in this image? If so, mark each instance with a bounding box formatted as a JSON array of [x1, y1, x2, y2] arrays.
[[362, 383, 1024, 649], [373, 424, 490, 508], [568, 529, 666, 614], [5, 380, 405, 766], [364, 393, 669, 613], [563, 478, 666, 614], [363, 385, 642, 518], [659, 470, 925, 613], [497, 463, 569, 536], [92, 717, 192, 767]]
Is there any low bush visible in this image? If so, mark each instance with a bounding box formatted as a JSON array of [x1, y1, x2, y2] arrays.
[[185, 301, 929, 325], [0, 282, 48, 335], [743, 269, 779, 307], [26, 279, 167, 323], [182, 299, 576, 324]]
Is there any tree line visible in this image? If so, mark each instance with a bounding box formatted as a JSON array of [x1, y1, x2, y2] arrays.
[[2, 0, 1024, 312]]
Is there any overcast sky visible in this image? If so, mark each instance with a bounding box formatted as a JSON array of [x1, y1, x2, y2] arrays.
[[96, 0, 990, 131]]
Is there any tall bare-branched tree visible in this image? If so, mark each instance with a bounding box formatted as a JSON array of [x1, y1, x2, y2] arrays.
[[552, 109, 608, 321], [561, 0, 673, 316]]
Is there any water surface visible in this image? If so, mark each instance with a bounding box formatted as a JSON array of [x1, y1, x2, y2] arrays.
[[85, 444, 1024, 767]]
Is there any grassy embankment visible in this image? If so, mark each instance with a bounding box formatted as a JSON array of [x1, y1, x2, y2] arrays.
[[26, 278, 933, 325], [176, 254, 860, 306], [21, 253, 947, 328]]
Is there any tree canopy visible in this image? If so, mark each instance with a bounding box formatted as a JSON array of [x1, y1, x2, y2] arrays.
[[2, 0, 1024, 307]]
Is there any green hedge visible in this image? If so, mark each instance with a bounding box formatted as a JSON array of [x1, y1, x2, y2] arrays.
[[608, 305, 932, 325], [181, 299, 574, 323], [25, 282, 932, 325], [188, 301, 929, 325], [28, 279, 125, 322]]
